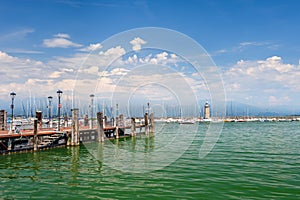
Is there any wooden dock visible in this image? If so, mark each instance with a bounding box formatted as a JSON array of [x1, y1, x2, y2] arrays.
[[0, 110, 154, 155]]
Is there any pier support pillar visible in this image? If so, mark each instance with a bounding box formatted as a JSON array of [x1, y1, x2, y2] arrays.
[[131, 118, 136, 136], [150, 113, 154, 133], [97, 112, 104, 142], [115, 116, 119, 139], [144, 113, 149, 135], [104, 116, 107, 128], [84, 115, 88, 127], [33, 118, 38, 151], [36, 111, 42, 130], [71, 108, 80, 146], [7, 139, 12, 151]]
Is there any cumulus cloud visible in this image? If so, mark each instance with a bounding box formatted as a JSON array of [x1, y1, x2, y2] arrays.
[[0, 50, 77, 100], [4, 32, 300, 113], [224, 56, 300, 106], [0, 51, 15, 62], [43, 33, 82, 48], [130, 37, 146, 51], [124, 51, 179, 66], [99, 46, 125, 57]]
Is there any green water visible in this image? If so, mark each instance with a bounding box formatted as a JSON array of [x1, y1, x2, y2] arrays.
[[1, 122, 299, 199]]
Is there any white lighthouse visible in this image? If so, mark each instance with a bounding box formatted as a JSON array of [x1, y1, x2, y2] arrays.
[[204, 102, 211, 121]]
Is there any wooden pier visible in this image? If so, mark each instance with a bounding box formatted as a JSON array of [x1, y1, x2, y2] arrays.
[[0, 110, 154, 155]]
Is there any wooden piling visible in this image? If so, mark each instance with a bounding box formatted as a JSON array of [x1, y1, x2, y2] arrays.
[[84, 115, 88, 126], [89, 115, 92, 130], [131, 118, 136, 136], [144, 113, 149, 134], [97, 112, 104, 142], [33, 118, 38, 151], [36, 111, 42, 130], [115, 116, 119, 139], [104, 116, 107, 128], [7, 139, 11, 151], [150, 113, 154, 133], [71, 108, 80, 146]]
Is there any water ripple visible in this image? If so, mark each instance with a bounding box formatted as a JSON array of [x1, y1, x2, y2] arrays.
[[0, 122, 300, 199]]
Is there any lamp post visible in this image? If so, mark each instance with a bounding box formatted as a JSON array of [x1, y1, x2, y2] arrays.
[[57, 90, 63, 131], [48, 96, 53, 128], [10, 92, 16, 131], [89, 94, 95, 129]]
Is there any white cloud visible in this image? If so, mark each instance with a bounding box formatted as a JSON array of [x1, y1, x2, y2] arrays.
[[43, 33, 82, 48], [130, 37, 147, 51], [0, 28, 35, 41], [110, 68, 130, 76], [5, 48, 43, 54], [54, 33, 70, 38], [170, 54, 177, 59], [124, 51, 179, 66], [79, 43, 103, 52], [214, 41, 278, 55], [0, 51, 15, 62], [126, 54, 138, 64], [48, 71, 63, 79], [156, 52, 168, 62], [0, 51, 78, 100], [99, 46, 125, 57], [224, 56, 300, 106]]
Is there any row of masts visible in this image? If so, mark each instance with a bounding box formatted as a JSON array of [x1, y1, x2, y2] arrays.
[[4, 91, 214, 120]]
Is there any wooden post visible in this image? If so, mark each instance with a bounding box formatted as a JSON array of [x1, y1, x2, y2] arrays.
[[97, 112, 104, 142], [144, 113, 149, 135], [131, 118, 136, 136], [84, 115, 88, 127], [115, 116, 119, 139], [89, 115, 92, 130], [104, 116, 107, 128], [33, 118, 38, 151], [71, 108, 79, 146], [150, 113, 154, 133], [36, 111, 42, 130], [7, 139, 12, 151]]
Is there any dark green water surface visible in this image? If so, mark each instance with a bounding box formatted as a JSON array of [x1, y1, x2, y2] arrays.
[[1, 122, 299, 199]]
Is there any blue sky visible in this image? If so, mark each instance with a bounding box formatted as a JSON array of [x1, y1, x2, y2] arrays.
[[1, 0, 300, 115]]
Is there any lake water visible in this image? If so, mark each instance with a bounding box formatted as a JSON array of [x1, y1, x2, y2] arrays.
[[1, 122, 299, 199]]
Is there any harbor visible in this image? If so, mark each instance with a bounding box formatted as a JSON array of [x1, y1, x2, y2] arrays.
[[1, 93, 299, 155], [0, 93, 155, 154]]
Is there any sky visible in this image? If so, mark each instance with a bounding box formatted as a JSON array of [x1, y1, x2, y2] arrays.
[[0, 0, 300, 116]]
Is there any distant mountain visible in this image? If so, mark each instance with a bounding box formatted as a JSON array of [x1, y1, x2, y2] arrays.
[[224, 101, 300, 116]]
